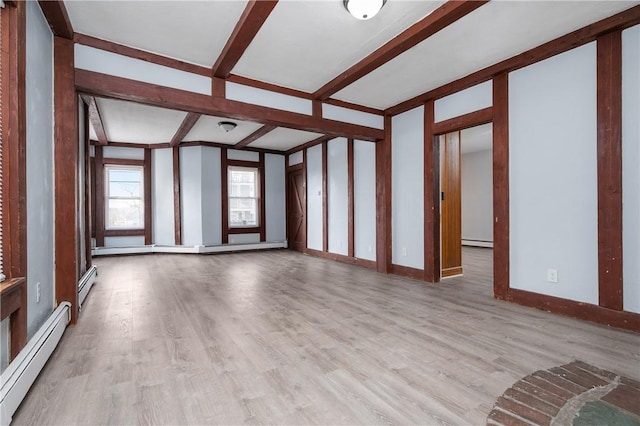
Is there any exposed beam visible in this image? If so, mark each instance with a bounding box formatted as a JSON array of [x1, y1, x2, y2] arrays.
[[75, 70, 384, 142], [87, 96, 108, 145], [285, 135, 332, 155], [314, 0, 488, 100], [386, 4, 640, 116], [38, 0, 73, 39], [170, 112, 201, 147], [212, 0, 279, 78], [234, 124, 276, 148]]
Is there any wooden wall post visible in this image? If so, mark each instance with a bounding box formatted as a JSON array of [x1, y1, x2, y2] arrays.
[[376, 116, 392, 273]]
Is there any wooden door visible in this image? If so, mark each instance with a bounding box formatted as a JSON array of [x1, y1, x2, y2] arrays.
[[287, 168, 306, 251], [441, 131, 463, 277]]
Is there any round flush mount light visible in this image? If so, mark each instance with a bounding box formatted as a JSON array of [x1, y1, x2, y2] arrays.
[[218, 121, 237, 132], [344, 0, 386, 20]]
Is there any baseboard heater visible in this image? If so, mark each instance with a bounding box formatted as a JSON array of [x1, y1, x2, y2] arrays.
[[0, 302, 71, 426], [78, 265, 98, 308], [92, 241, 287, 257]]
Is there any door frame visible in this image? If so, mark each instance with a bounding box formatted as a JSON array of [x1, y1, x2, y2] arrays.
[[286, 159, 306, 251]]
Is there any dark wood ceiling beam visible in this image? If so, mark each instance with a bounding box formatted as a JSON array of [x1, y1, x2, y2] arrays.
[[212, 0, 279, 78], [38, 0, 73, 39], [313, 0, 488, 100], [75, 69, 384, 142], [285, 135, 333, 155], [386, 4, 640, 116], [170, 112, 201, 147], [234, 124, 276, 148], [87, 96, 108, 145]]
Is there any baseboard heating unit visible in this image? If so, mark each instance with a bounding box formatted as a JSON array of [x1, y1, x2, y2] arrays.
[[78, 265, 98, 308], [0, 302, 71, 426]]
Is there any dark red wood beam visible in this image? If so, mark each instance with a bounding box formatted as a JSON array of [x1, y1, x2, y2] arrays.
[[87, 96, 108, 145], [75, 70, 384, 141], [212, 0, 279, 78], [38, 0, 73, 39], [170, 112, 201, 147], [234, 124, 276, 148], [314, 0, 488, 100]]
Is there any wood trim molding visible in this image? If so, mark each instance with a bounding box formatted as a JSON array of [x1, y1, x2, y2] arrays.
[[322, 141, 328, 252], [441, 266, 463, 278], [492, 73, 510, 300], [83, 103, 92, 271], [103, 157, 144, 166], [212, 0, 279, 78], [375, 116, 392, 273], [1, 0, 27, 279], [235, 124, 276, 148], [87, 96, 108, 145], [170, 112, 201, 147], [73, 33, 211, 77], [596, 30, 623, 311], [54, 36, 79, 323], [259, 152, 266, 242], [386, 5, 640, 116], [93, 141, 149, 149], [104, 229, 145, 237], [304, 248, 376, 270], [322, 98, 384, 116], [75, 70, 385, 142], [212, 76, 226, 98], [423, 101, 440, 283], [144, 149, 152, 245], [312, 100, 322, 118], [506, 288, 640, 333], [0, 277, 27, 360], [221, 148, 229, 244], [172, 147, 182, 245], [38, 0, 73, 39], [174, 141, 282, 155], [432, 107, 493, 135], [285, 135, 332, 155], [227, 74, 314, 100], [94, 146, 105, 247], [347, 139, 354, 258], [314, 0, 488, 100], [390, 264, 424, 281]]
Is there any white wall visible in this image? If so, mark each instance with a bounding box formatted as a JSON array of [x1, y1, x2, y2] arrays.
[[180, 146, 204, 246], [306, 144, 323, 251], [322, 104, 384, 129], [461, 149, 493, 245], [201, 147, 222, 246], [152, 148, 175, 245], [288, 151, 303, 166], [435, 81, 492, 122], [354, 141, 376, 261], [265, 154, 286, 242], [103, 146, 144, 160], [25, 1, 55, 338], [392, 106, 424, 269], [622, 25, 640, 313], [226, 82, 312, 115], [327, 138, 348, 255], [509, 43, 598, 304]]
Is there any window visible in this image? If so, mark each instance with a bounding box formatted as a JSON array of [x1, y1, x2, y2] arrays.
[[229, 166, 259, 227], [105, 166, 144, 229]]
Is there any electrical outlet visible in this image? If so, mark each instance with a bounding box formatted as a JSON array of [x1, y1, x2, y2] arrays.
[[36, 282, 41, 303], [547, 269, 558, 283], [401, 247, 408, 256]]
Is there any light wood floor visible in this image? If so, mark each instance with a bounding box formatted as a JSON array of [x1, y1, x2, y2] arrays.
[[13, 248, 640, 425]]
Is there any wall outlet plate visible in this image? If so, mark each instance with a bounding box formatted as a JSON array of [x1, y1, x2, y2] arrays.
[[547, 269, 558, 283]]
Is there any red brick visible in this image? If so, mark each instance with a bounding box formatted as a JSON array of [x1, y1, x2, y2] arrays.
[[504, 388, 560, 417], [550, 366, 609, 389], [570, 361, 618, 381], [495, 396, 552, 426], [602, 385, 640, 417], [513, 380, 566, 408], [533, 370, 585, 395], [487, 408, 532, 426], [522, 375, 573, 400]]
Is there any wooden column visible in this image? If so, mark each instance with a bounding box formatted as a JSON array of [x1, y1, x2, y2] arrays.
[[376, 116, 392, 273], [259, 152, 266, 242], [423, 100, 440, 283], [83, 103, 92, 271], [596, 31, 623, 311], [54, 36, 79, 323], [347, 139, 354, 258], [173, 146, 182, 245], [493, 73, 510, 300], [322, 141, 328, 252], [221, 148, 229, 244], [144, 148, 152, 245], [94, 146, 105, 247]]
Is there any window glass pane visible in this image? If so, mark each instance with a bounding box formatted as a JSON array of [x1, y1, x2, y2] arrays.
[[230, 170, 256, 197], [108, 169, 141, 198], [229, 198, 257, 226], [108, 199, 143, 228]]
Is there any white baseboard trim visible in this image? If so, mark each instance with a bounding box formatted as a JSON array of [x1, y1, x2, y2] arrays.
[[461, 240, 494, 248], [78, 265, 98, 308], [92, 241, 288, 257], [0, 303, 71, 426]]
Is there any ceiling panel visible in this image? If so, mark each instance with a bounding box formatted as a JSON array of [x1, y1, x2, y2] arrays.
[[249, 128, 324, 151], [183, 115, 264, 144], [232, 0, 443, 93], [333, 1, 638, 109], [96, 98, 188, 144], [65, 1, 248, 67]]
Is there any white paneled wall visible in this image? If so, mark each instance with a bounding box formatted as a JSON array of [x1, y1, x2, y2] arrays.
[[152, 148, 175, 246], [354, 141, 376, 261], [327, 138, 348, 256], [306, 144, 324, 251]]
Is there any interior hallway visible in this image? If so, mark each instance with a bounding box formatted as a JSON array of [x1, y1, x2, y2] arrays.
[[12, 248, 640, 425]]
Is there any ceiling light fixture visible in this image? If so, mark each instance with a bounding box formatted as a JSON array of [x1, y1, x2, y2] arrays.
[[344, 0, 386, 20], [218, 121, 237, 132]]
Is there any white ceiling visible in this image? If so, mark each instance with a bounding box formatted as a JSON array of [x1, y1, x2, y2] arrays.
[[183, 115, 264, 144], [249, 128, 324, 151], [96, 98, 187, 144], [461, 123, 492, 155]]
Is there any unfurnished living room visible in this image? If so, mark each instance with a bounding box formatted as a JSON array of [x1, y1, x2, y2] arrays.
[[1, 1, 639, 425]]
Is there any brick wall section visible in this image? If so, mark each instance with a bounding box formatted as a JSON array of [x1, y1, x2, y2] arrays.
[[487, 361, 640, 426]]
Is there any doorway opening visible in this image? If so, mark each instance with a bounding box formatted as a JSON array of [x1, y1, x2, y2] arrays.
[[286, 164, 306, 252]]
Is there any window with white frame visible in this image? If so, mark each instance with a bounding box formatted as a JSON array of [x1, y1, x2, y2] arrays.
[[105, 166, 144, 229], [228, 166, 259, 228]]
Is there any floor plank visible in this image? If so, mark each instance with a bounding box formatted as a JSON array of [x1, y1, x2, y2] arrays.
[[12, 247, 640, 425]]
